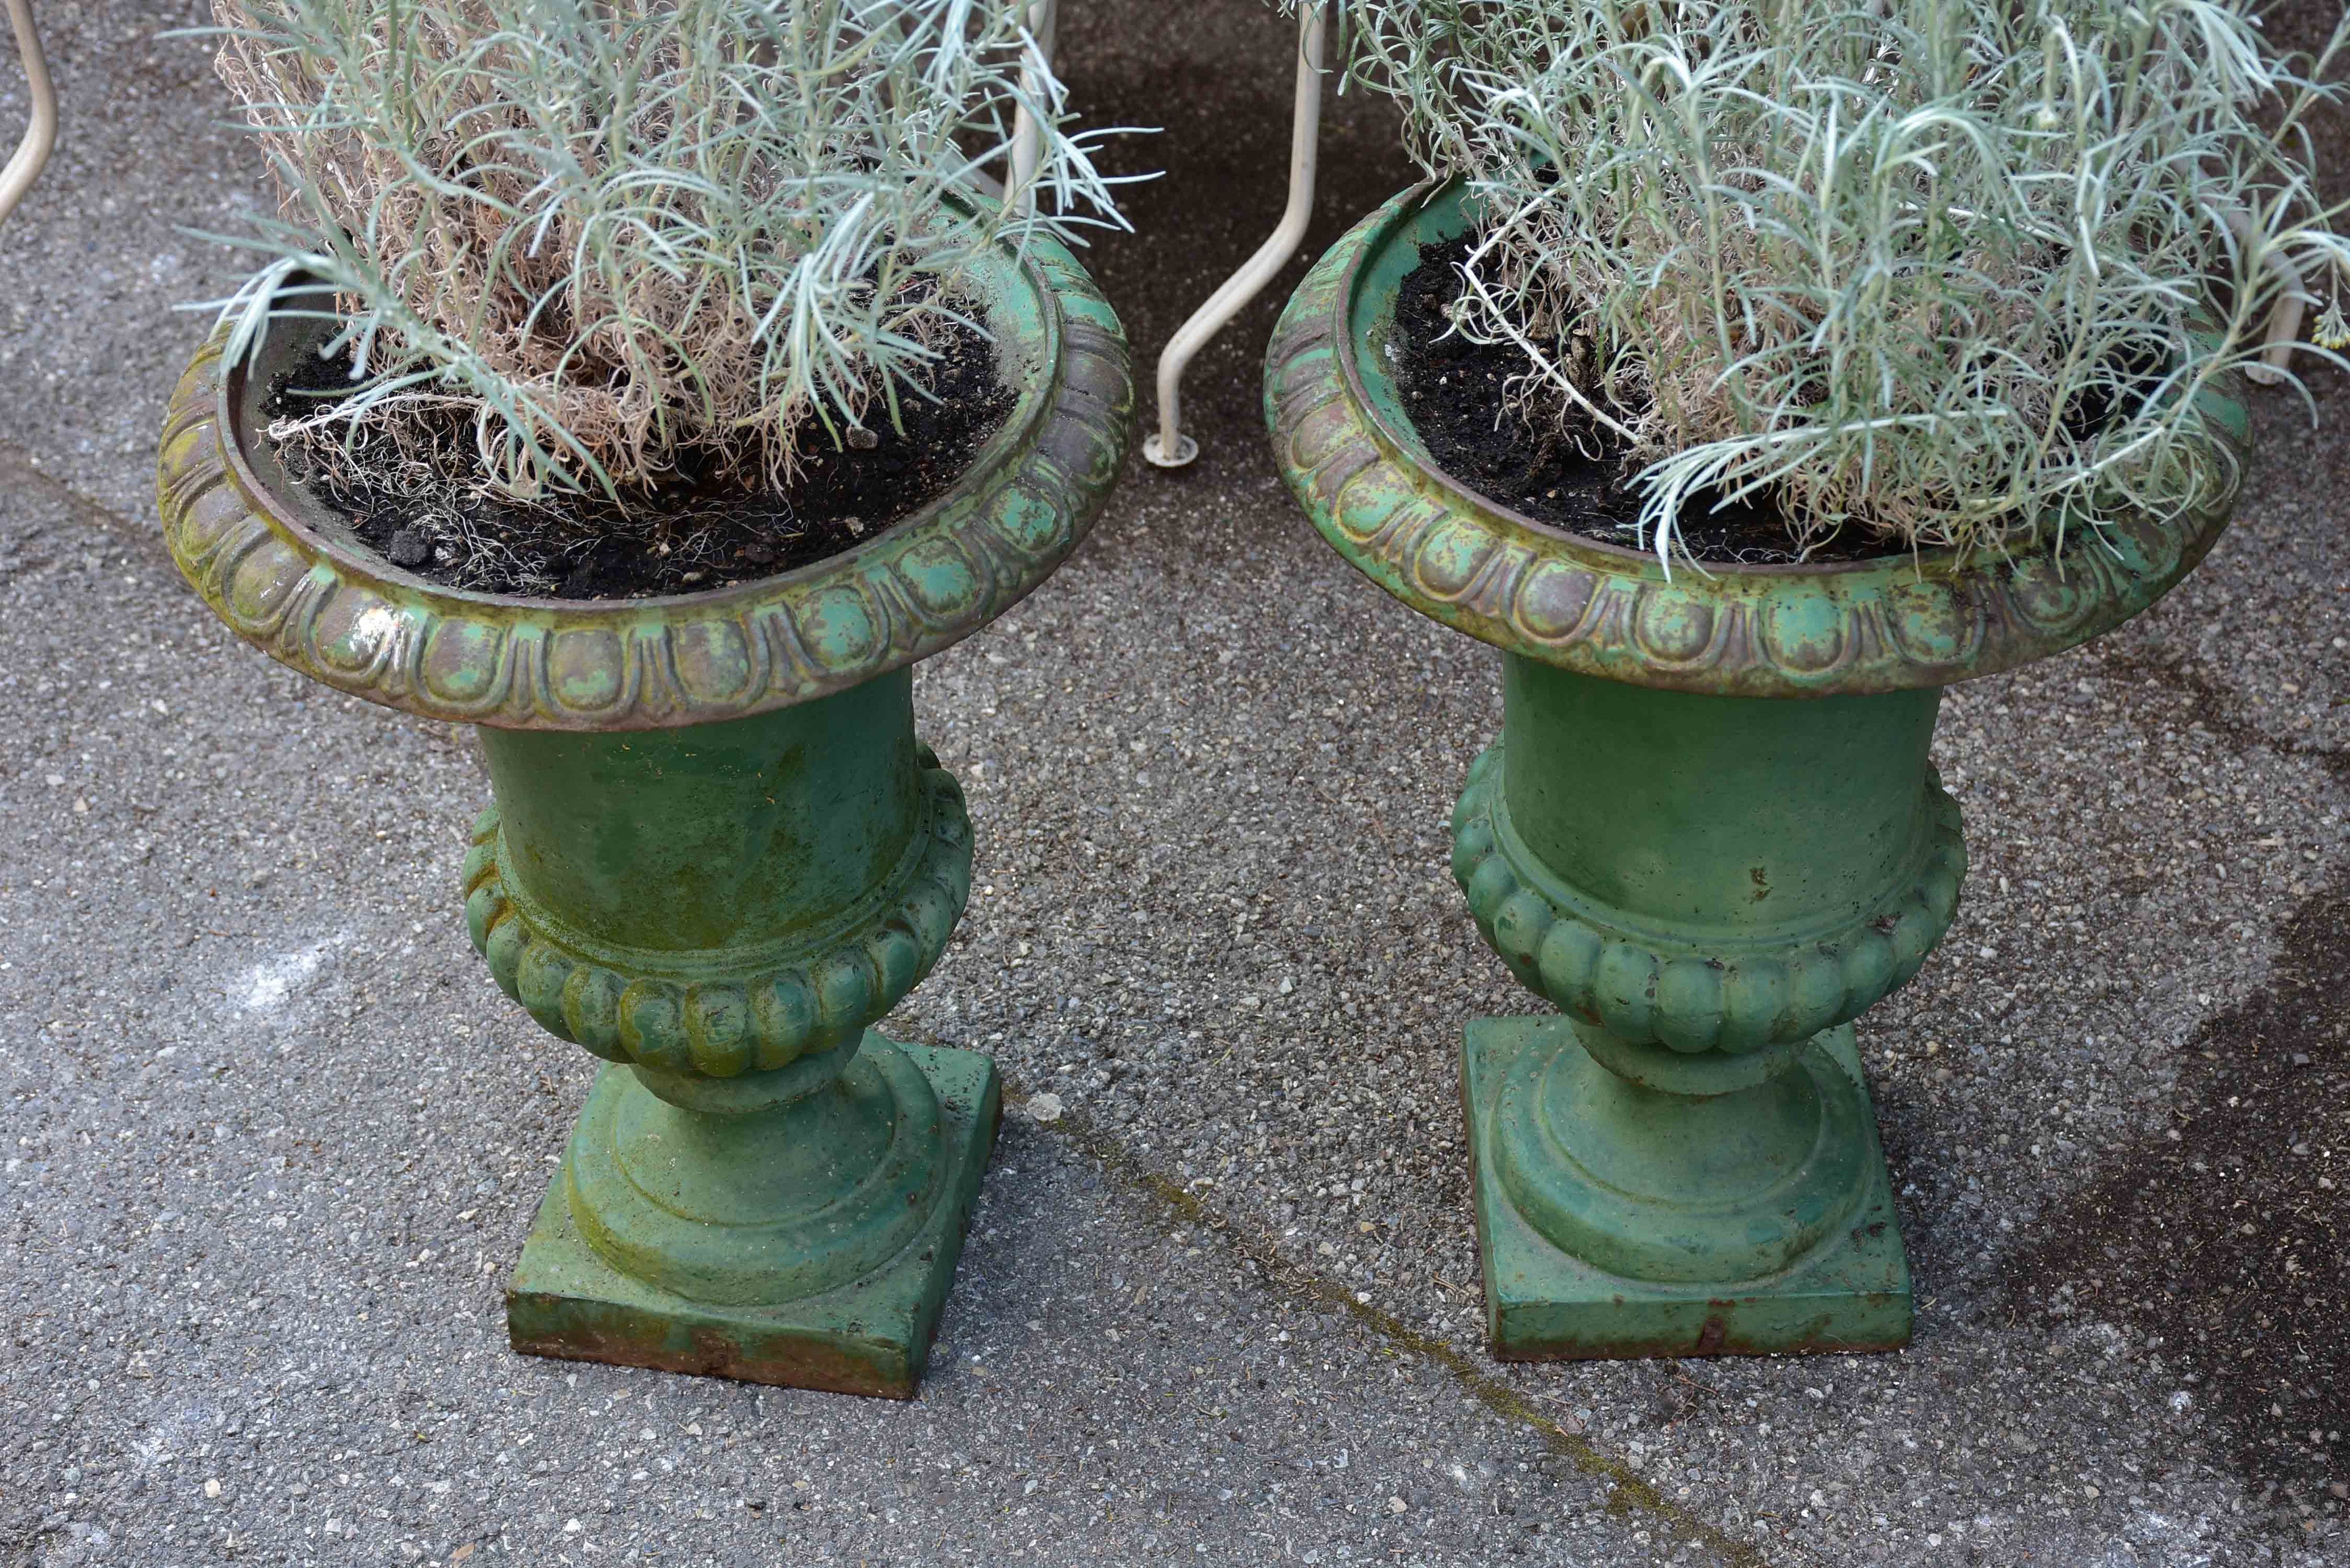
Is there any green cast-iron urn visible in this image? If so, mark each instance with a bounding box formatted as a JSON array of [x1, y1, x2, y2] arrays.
[[157, 235, 1131, 1397], [1266, 182, 2240, 1361]]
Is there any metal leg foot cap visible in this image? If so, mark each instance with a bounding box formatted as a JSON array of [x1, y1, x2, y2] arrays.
[[1142, 431, 1198, 468]]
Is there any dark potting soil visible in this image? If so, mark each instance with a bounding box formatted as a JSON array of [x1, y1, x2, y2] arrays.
[[1391, 236, 1888, 566], [263, 320, 1017, 600]]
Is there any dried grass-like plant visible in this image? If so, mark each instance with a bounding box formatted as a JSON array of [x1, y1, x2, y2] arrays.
[[1339, 0, 2350, 561], [201, 0, 1128, 497]]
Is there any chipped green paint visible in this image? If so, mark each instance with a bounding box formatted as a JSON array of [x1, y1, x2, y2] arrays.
[[158, 233, 1134, 1397], [1266, 184, 2236, 1361], [464, 674, 971, 1074], [510, 1040, 999, 1399], [461, 660, 1006, 1398], [1454, 672, 1964, 1063], [1466, 1019, 1912, 1361], [1448, 663, 1937, 1356]]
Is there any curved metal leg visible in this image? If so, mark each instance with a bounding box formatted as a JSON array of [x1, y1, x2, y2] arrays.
[[1145, 1, 1330, 469], [0, 0, 56, 227], [1007, 0, 1059, 216], [2223, 207, 2317, 387]]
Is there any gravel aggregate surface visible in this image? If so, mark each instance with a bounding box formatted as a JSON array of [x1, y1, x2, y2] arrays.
[[1, 2, 2344, 1565]]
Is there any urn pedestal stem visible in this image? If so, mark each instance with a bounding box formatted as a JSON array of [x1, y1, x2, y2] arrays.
[[470, 672, 998, 1398], [1454, 658, 1960, 1357]]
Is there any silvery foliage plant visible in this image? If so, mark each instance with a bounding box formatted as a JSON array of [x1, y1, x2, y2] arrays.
[[1337, 0, 2350, 559], [201, 0, 1127, 496]]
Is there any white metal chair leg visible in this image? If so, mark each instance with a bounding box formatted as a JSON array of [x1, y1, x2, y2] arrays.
[[1144, 1, 1330, 468], [1007, 0, 1058, 216], [2221, 207, 2316, 387], [0, 0, 56, 227]]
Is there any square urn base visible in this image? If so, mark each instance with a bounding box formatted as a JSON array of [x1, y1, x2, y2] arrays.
[[506, 1037, 1000, 1399], [1464, 1017, 1911, 1361]]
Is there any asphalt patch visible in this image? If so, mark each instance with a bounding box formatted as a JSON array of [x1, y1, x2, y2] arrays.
[[2001, 877, 2349, 1523]]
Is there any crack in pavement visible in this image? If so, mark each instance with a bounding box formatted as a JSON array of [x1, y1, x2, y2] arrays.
[[987, 1076, 1790, 1568], [0, 437, 169, 560], [2090, 643, 2349, 783]]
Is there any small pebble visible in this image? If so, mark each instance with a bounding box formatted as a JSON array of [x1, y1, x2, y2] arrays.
[[846, 426, 879, 450], [386, 528, 431, 567]]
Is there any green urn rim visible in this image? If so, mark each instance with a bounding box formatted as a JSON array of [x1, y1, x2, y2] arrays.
[[157, 234, 1131, 731], [1265, 179, 2244, 698]]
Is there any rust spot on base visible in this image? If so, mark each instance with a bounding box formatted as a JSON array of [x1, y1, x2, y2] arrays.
[[509, 1313, 915, 1400], [1491, 1331, 1912, 1364]]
